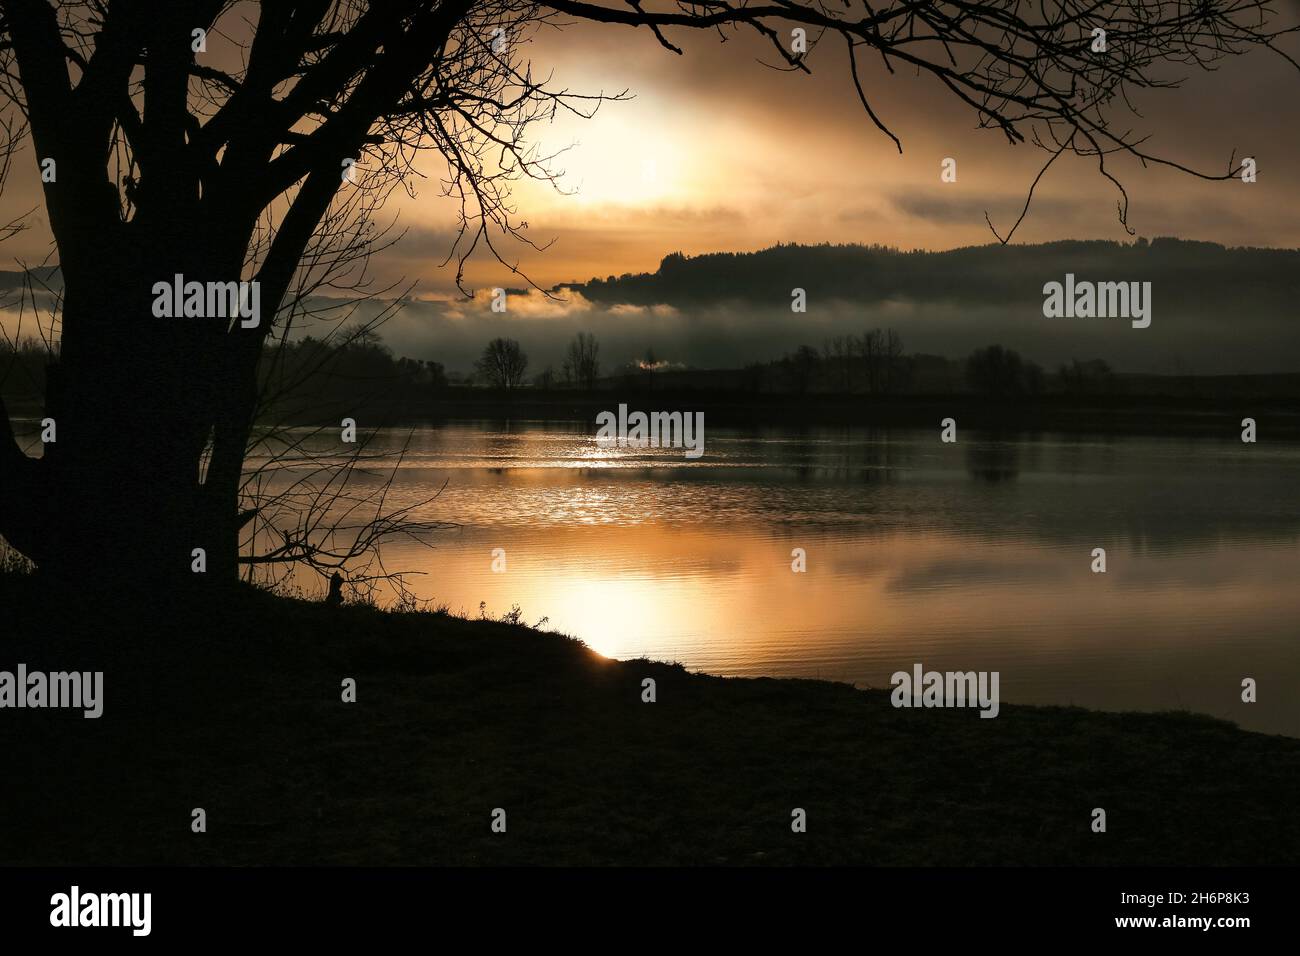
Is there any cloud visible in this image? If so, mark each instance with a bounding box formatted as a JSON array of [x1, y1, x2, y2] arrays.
[[441, 287, 597, 321], [888, 190, 1089, 226], [609, 303, 681, 318]]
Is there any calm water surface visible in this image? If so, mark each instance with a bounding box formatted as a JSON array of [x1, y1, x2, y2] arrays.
[[251, 421, 1300, 737]]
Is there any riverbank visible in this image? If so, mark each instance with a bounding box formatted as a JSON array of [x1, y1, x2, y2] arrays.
[[1, 575, 1297, 865]]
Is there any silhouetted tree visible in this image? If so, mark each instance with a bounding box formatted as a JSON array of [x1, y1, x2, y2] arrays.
[[824, 336, 851, 393], [880, 329, 907, 394], [0, 1, 1287, 591], [475, 337, 528, 388], [563, 332, 600, 390], [424, 360, 449, 391], [967, 345, 1030, 398], [741, 361, 766, 395], [783, 345, 821, 396]]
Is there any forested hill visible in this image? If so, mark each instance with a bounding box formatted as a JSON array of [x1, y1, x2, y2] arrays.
[[560, 239, 1300, 310]]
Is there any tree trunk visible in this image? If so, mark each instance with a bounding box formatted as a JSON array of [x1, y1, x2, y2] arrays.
[[3, 281, 250, 597]]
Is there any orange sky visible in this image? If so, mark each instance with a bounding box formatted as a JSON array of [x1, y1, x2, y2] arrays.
[[1, 14, 1298, 294], [369, 19, 1300, 293]]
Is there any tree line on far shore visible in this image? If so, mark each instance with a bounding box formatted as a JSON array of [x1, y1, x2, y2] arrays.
[[0, 326, 1127, 419]]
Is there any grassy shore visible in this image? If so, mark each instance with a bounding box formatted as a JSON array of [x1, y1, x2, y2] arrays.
[[1, 576, 1297, 866]]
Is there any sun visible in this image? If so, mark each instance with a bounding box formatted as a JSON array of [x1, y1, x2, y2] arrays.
[[524, 95, 698, 210], [566, 127, 684, 207]]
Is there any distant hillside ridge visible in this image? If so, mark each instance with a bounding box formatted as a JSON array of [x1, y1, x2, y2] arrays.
[[559, 239, 1300, 311]]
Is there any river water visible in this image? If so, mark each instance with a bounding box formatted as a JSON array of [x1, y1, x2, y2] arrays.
[[250, 420, 1300, 736]]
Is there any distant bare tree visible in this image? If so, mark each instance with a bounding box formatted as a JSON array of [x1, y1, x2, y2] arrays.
[[967, 344, 1044, 398], [857, 329, 881, 394], [475, 337, 529, 388], [881, 329, 906, 395], [823, 336, 850, 393], [563, 332, 600, 391], [783, 344, 821, 396]]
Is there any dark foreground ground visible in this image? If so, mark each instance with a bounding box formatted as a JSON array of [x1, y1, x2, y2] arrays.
[[1, 574, 1297, 866]]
